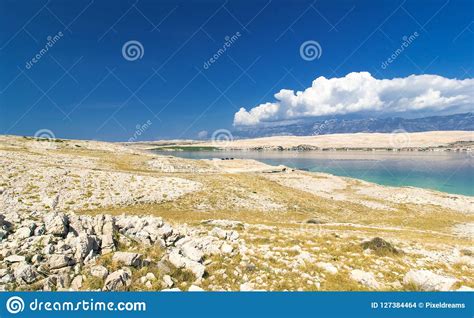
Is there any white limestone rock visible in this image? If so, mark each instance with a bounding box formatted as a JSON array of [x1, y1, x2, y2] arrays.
[[44, 212, 69, 237], [90, 265, 109, 279], [350, 269, 381, 289], [403, 270, 458, 291], [316, 262, 338, 275], [103, 268, 132, 291], [112, 252, 143, 267]]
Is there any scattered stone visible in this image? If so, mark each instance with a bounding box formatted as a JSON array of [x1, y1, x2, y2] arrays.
[[168, 250, 205, 279], [181, 243, 204, 262], [101, 216, 116, 254], [90, 265, 109, 279], [71, 275, 83, 290], [0, 268, 13, 284], [43, 244, 55, 255], [56, 271, 72, 289], [316, 262, 338, 274], [0, 229, 8, 241], [0, 268, 9, 277], [221, 243, 233, 254], [31, 254, 42, 264], [5, 255, 25, 264], [239, 282, 254, 291], [14, 226, 32, 239], [297, 251, 313, 262], [145, 273, 156, 281], [48, 254, 74, 269], [188, 285, 204, 291], [34, 224, 46, 236], [73, 233, 97, 262], [228, 231, 239, 241], [162, 275, 173, 287], [156, 258, 172, 275], [210, 227, 227, 239], [44, 212, 69, 237], [403, 270, 457, 291], [201, 219, 244, 229], [103, 268, 132, 291], [43, 276, 58, 291], [350, 269, 381, 289], [112, 252, 143, 267], [161, 288, 181, 292], [14, 264, 39, 284]]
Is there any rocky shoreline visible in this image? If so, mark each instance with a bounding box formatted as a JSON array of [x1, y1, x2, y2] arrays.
[[215, 143, 473, 152]]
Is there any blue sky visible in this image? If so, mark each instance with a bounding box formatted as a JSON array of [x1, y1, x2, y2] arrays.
[[0, 0, 473, 141]]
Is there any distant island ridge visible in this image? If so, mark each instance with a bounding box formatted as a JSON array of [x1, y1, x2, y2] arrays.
[[232, 112, 474, 138], [132, 131, 473, 152]]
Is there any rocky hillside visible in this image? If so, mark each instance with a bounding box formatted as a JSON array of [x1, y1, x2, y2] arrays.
[[0, 135, 473, 291]]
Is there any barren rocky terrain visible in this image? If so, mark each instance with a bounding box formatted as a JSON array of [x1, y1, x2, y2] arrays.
[[163, 131, 474, 151], [0, 134, 473, 291]]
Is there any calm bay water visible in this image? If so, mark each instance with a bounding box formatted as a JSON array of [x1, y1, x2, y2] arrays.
[[156, 150, 474, 196]]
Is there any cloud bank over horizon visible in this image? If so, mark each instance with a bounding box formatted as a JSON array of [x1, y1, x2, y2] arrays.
[[233, 72, 474, 126]]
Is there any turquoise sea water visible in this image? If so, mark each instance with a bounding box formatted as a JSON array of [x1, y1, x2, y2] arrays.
[[155, 150, 474, 196]]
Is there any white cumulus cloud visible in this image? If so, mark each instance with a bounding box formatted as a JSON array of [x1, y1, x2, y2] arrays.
[[233, 72, 474, 126]]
